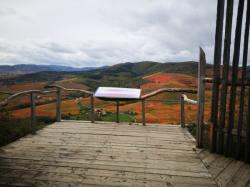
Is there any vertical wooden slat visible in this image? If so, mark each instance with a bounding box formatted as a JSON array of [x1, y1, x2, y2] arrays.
[[245, 86, 250, 163], [180, 95, 185, 128], [90, 95, 95, 123], [116, 101, 119, 123], [218, 0, 235, 154], [211, 0, 225, 152], [197, 47, 206, 148], [56, 88, 61, 122], [30, 92, 36, 134], [142, 99, 146, 126], [237, 0, 250, 159], [226, 0, 245, 157]]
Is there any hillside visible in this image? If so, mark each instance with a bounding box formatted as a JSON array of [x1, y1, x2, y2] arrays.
[[0, 61, 202, 89], [1, 61, 248, 124], [0, 64, 104, 78]]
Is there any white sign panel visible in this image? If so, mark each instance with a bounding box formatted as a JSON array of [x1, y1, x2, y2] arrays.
[[94, 87, 141, 99]]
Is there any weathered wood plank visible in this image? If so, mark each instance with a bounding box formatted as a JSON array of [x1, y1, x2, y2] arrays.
[[226, 0, 245, 157], [197, 47, 206, 148], [30, 92, 36, 134], [200, 148, 250, 187], [0, 121, 215, 186], [211, 0, 225, 153], [236, 0, 250, 159], [218, 0, 234, 154], [141, 99, 146, 126], [180, 94, 185, 127], [56, 88, 61, 122]]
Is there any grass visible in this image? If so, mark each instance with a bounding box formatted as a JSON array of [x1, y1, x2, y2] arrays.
[[0, 111, 55, 147]]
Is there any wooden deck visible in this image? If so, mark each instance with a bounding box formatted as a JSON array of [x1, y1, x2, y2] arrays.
[[0, 121, 217, 187], [199, 150, 250, 187]]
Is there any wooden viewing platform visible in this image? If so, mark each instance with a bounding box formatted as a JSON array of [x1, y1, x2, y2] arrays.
[[0, 121, 217, 187]]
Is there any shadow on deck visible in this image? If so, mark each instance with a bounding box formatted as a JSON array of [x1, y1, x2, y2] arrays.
[[0, 121, 217, 186]]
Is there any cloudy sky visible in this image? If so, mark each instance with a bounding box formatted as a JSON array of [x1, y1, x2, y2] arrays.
[[0, 0, 217, 67]]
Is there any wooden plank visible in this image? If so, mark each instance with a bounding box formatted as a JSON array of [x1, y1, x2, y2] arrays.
[[246, 85, 250, 163], [180, 94, 185, 128], [90, 95, 95, 123], [56, 88, 61, 122], [237, 0, 250, 160], [116, 100, 119, 123], [0, 122, 216, 186], [141, 99, 146, 126], [227, 164, 250, 187], [210, 0, 225, 153], [215, 160, 244, 187], [141, 88, 197, 99], [208, 156, 233, 178], [226, 0, 245, 157], [197, 47, 206, 148], [30, 92, 36, 134], [200, 149, 250, 187], [204, 77, 250, 86], [218, 0, 234, 154]]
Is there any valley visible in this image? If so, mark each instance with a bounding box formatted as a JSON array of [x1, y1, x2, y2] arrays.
[[0, 61, 212, 125]]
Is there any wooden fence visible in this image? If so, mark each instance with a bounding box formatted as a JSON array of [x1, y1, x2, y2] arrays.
[[0, 85, 199, 138], [209, 0, 250, 163]]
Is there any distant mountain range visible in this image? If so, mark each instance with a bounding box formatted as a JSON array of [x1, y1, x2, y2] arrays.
[[0, 64, 106, 77], [0, 61, 249, 86]]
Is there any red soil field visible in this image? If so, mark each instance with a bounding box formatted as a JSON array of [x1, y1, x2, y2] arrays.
[[8, 73, 212, 124]]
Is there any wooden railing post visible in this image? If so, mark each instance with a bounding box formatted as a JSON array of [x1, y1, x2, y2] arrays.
[[210, 0, 225, 153], [116, 101, 119, 123], [197, 47, 206, 148], [30, 92, 36, 134], [226, 0, 245, 157], [56, 88, 61, 122], [237, 0, 250, 159], [180, 94, 185, 128], [217, 0, 234, 155], [90, 95, 95, 123], [142, 99, 146, 126], [246, 87, 250, 163]]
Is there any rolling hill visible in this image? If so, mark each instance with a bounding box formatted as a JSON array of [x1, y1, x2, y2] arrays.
[[0, 64, 106, 78]]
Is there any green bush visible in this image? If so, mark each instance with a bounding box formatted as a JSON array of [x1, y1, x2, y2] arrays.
[[0, 110, 54, 146]]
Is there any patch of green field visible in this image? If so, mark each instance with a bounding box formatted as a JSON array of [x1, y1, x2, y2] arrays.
[[101, 113, 135, 123]]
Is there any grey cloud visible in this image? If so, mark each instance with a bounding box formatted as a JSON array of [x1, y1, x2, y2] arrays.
[[0, 0, 220, 67], [0, 8, 16, 16]]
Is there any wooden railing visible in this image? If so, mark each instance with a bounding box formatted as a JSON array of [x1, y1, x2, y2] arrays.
[[44, 85, 94, 123], [140, 89, 197, 127], [180, 94, 197, 126], [0, 48, 206, 148], [0, 90, 57, 134], [0, 87, 94, 134]]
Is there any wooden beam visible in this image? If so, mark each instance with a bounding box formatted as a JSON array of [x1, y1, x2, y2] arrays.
[[204, 77, 250, 86], [141, 100, 146, 126], [116, 101, 119, 123], [197, 48, 206, 148], [0, 90, 56, 107], [180, 95, 185, 128], [56, 88, 62, 122], [226, 0, 245, 157], [210, 0, 225, 153], [90, 95, 95, 123], [237, 0, 250, 159], [141, 88, 197, 100], [30, 92, 36, 134], [45, 84, 93, 95], [218, 0, 234, 154], [246, 86, 250, 163]]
